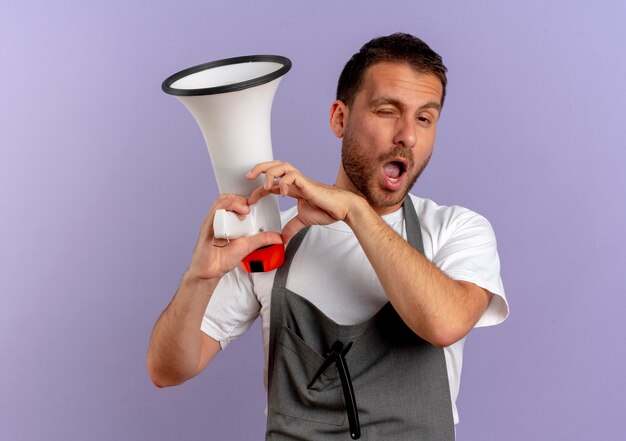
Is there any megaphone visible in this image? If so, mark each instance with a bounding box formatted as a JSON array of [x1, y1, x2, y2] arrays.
[[162, 55, 291, 273]]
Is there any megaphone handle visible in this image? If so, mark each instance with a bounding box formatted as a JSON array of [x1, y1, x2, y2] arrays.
[[213, 209, 285, 272], [213, 209, 257, 239]]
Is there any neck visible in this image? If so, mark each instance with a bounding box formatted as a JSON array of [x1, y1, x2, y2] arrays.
[[334, 163, 356, 192]]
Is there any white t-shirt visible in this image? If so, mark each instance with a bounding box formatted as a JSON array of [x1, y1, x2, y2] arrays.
[[201, 194, 509, 425]]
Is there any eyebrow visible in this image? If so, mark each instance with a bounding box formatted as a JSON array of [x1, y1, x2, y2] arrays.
[[370, 96, 441, 113]]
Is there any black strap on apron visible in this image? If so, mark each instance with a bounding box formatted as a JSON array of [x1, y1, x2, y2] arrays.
[[266, 196, 455, 440]]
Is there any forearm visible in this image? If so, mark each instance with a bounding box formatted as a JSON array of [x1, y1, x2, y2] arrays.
[[346, 198, 489, 347], [147, 272, 219, 386]]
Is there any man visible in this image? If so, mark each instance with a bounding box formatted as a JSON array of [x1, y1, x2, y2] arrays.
[[147, 33, 508, 440]]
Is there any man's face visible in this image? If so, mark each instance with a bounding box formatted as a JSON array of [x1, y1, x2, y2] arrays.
[[332, 62, 442, 215]]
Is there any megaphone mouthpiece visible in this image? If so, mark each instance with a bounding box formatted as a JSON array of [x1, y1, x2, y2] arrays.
[[162, 55, 291, 96]]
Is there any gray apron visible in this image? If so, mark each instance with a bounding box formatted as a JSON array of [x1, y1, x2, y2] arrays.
[[266, 196, 455, 440]]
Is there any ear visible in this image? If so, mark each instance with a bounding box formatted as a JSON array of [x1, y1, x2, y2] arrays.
[[329, 100, 348, 138]]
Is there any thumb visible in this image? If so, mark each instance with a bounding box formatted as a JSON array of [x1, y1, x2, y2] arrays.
[[244, 231, 284, 253], [281, 217, 307, 245]]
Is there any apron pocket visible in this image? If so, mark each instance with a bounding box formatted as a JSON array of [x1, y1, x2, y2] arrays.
[[268, 325, 346, 426]]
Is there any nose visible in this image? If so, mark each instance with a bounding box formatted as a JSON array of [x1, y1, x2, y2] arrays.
[[392, 114, 417, 149]]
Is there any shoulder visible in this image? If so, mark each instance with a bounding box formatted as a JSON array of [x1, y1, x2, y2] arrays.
[[409, 194, 495, 240]]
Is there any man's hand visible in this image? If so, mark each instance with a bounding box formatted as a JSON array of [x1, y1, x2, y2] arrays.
[[247, 161, 364, 243], [147, 192, 283, 387], [188, 193, 283, 280]]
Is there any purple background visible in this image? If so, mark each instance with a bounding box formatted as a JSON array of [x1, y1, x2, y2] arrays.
[[2, 1, 625, 439]]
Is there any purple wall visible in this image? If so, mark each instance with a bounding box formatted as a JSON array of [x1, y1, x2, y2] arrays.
[[2, 1, 625, 439]]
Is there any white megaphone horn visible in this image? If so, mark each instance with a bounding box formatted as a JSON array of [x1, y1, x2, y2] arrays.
[[162, 55, 291, 273]]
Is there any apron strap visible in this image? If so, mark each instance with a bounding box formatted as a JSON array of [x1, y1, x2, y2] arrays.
[[267, 225, 310, 392], [403, 195, 424, 254], [272, 225, 311, 291]]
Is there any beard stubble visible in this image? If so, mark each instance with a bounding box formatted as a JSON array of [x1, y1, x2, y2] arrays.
[[341, 128, 431, 208]]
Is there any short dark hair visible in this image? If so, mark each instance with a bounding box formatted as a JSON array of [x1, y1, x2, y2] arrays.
[[336, 33, 448, 107]]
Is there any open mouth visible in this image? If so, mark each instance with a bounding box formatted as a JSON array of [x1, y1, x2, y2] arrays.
[[383, 160, 406, 180], [381, 159, 408, 191]]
